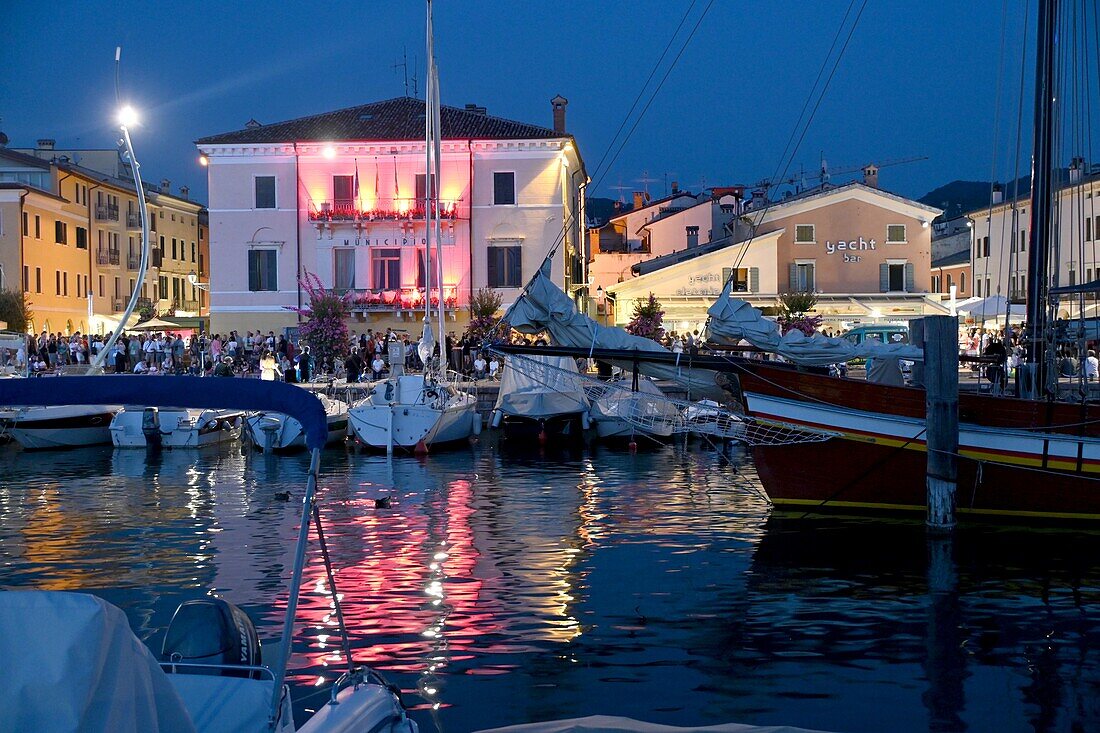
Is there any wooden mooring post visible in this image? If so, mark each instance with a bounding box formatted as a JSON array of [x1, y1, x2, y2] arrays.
[[924, 316, 959, 530]]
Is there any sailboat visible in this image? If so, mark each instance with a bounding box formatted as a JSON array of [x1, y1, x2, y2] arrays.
[[713, 0, 1100, 522], [348, 1, 478, 453]]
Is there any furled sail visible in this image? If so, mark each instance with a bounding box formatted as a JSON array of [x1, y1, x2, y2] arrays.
[[505, 262, 727, 399], [706, 283, 924, 366]]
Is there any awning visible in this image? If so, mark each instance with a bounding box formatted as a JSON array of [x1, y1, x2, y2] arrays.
[[1050, 279, 1100, 295]]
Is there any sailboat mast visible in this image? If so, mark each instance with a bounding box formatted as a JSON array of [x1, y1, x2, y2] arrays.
[[1025, 0, 1058, 392], [433, 65, 446, 370], [423, 6, 433, 330]]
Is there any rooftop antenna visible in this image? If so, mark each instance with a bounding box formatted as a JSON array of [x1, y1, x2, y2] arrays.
[[635, 169, 659, 198], [393, 46, 410, 97], [411, 54, 419, 98], [662, 171, 678, 196], [610, 179, 630, 203]]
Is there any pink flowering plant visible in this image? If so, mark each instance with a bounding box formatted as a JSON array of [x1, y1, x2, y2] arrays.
[[776, 292, 823, 336], [625, 292, 666, 342], [285, 272, 352, 363], [464, 287, 507, 347]]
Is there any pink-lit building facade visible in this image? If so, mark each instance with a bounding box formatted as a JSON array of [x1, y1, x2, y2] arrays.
[[196, 97, 586, 335]]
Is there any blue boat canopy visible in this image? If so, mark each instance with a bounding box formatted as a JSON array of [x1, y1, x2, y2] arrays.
[[0, 376, 329, 450]]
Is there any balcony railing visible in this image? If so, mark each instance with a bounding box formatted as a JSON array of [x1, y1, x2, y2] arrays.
[[137, 297, 153, 310], [178, 299, 200, 312], [126, 212, 141, 229], [95, 204, 119, 222], [112, 298, 125, 312], [346, 287, 459, 312], [96, 248, 120, 266], [127, 254, 140, 269], [307, 198, 460, 223]]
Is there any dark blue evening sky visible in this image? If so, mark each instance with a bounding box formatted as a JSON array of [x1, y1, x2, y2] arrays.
[[2, 1, 1032, 205]]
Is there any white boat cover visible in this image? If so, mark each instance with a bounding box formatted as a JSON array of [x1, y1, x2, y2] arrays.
[[476, 715, 831, 733], [506, 263, 726, 398], [0, 591, 197, 733], [705, 284, 924, 366], [495, 354, 589, 418]]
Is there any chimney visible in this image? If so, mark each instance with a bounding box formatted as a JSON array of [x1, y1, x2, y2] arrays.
[[671, 180, 679, 194], [1070, 156, 1084, 183], [686, 225, 700, 248], [632, 191, 645, 210], [750, 188, 767, 210], [463, 103, 487, 116], [160, 178, 171, 193], [179, 185, 190, 200], [37, 139, 56, 151], [862, 163, 879, 188], [992, 183, 1003, 204], [551, 94, 568, 133]]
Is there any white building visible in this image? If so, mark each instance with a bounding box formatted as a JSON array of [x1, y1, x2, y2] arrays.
[[968, 163, 1100, 319], [196, 96, 586, 336]]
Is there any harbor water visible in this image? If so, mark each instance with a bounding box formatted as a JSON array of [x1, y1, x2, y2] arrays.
[[1, 440, 1099, 732]]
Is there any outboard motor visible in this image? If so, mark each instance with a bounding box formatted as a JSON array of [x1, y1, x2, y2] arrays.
[[161, 598, 261, 678], [141, 407, 162, 449]]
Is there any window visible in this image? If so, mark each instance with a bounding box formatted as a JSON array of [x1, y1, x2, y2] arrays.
[[63, 272, 68, 296], [158, 276, 168, 298], [114, 277, 120, 299], [932, 275, 940, 293], [333, 248, 356, 290], [416, 249, 428, 289], [34, 215, 41, 239], [248, 249, 278, 291], [983, 236, 990, 258], [254, 176, 276, 209], [76, 227, 87, 249], [191, 242, 196, 262], [722, 267, 758, 292], [1070, 269, 1077, 286], [794, 224, 816, 243], [370, 248, 401, 290], [35, 268, 41, 293], [960, 276, 965, 293], [986, 278, 990, 297], [171, 238, 177, 260], [487, 243, 522, 287], [54, 220, 67, 244], [1088, 217, 1094, 242], [22, 211, 27, 236], [333, 175, 355, 209], [946, 274, 953, 291], [98, 275, 104, 297], [886, 224, 907, 243], [888, 263, 905, 291], [1019, 229, 1026, 251], [23, 265, 28, 292], [791, 261, 815, 291], [493, 172, 516, 205], [977, 279, 982, 297], [55, 270, 61, 295], [415, 173, 438, 206]]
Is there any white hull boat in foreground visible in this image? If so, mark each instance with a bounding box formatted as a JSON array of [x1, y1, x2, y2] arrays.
[[110, 407, 244, 448], [247, 394, 350, 451], [6, 404, 120, 449], [591, 376, 676, 441], [349, 374, 478, 451]]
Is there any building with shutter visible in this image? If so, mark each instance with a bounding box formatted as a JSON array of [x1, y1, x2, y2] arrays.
[[195, 96, 586, 336], [602, 181, 944, 332]]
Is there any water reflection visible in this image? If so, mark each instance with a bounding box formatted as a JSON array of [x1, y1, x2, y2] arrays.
[[1, 443, 1099, 732]]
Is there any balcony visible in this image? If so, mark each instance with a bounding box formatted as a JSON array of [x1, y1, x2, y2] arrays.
[[346, 286, 459, 313], [151, 249, 163, 267], [136, 297, 153, 310], [95, 204, 119, 222], [178, 299, 200, 313], [127, 254, 141, 269], [307, 198, 460, 223], [112, 298, 125, 313], [126, 212, 141, 229], [96, 248, 120, 266]]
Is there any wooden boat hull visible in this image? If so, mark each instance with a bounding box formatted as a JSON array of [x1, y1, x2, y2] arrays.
[[733, 361, 1100, 522]]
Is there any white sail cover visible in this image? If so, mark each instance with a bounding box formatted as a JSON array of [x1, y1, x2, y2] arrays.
[[476, 715, 831, 733], [0, 591, 197, 733], [706, 284, 923, 366], [494, 354, 589, 418], [506, 263, 726, 398]]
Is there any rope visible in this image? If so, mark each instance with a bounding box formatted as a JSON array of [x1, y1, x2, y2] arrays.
[[311, 503, 354, 675]]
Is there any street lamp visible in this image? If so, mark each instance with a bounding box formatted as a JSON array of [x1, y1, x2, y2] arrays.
[[118, 105, 139, 127]]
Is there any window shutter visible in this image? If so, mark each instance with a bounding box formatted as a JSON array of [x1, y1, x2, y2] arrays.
[[266, 251, 278, 291], [788, 263, 798, 291], [487, 248, 499, 287], [879, 263, 889, 292], [750, 267, 760, 293], [904, 262, 915, 291], [248, 252, 259, 291]]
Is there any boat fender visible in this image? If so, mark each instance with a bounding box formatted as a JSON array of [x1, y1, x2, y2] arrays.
[[472, 414, 482, 435], [414, 439, 429, 455], [162, 598, 261, 678], [384, 383, 394, 402], [490, 410, 502, 429], [581, 411, 591, 431], [538, 420, 548, 446]]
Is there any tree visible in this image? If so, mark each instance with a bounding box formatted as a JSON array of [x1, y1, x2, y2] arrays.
[[463, 287, 505, 347], [625, 292, 665, 341], [138, 301, 158, 323], [286, 272, 352, 365], [0, 290, 32, 333], [777, 292, 822, 336]]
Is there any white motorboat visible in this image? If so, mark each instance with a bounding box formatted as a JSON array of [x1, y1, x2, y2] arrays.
[[6, 404, 120, 449], [110, 406, 244, 448], [246, 393, 350, 451], [349, 374, 479, 451], [490, 354, 590, 441], [685, 399, 746, 440], [591, 376, 677, 441]]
